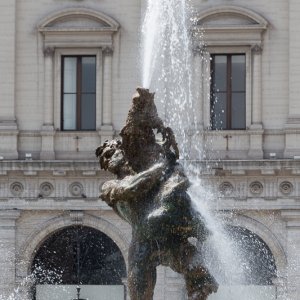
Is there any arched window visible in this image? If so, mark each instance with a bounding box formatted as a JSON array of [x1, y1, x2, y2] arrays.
[[31, 226, 126, 285]]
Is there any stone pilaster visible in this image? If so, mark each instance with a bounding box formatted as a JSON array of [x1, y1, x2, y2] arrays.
[[99, 47, 114, 143], [0, 0, 18, 159], [284, 0, 300, 157], [0, 210, 21, 299], [40, 47, 55, 160], [281, 210, 300, 300], [102, 46, 113, 126], [192, 46, 204, 129], [248, 44, 263, 159]]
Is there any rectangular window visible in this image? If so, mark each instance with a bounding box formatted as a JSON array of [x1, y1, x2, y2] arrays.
[[62, 56, 96, 130], [210, 54, 246, 130]]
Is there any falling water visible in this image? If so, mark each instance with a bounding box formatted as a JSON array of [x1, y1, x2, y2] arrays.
[[141, 0, 195, 159], [141, 0, 257, 297]]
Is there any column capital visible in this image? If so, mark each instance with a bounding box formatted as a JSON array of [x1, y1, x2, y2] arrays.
[[102, 46, 113, 55], [281, 210, 300, 228], [0, 209, 21, 220], [0, 209, 21, 228], [43, 47, 55, 57], [251, 44, 263, 54]]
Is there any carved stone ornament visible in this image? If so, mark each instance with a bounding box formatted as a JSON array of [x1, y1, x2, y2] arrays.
[[10, 182, 24, 196], [40, 182, 54, 197], [69, 182, 83, 196], [43, 47, 55, 57], [70, 210, 84, 224], [279, 181, 293, 195], [219, 181, 234, 196], [102, 46, 113, 55], [95, 88, 218, 300], [251, 44, 263, 54], [249, 181, 263, 195]]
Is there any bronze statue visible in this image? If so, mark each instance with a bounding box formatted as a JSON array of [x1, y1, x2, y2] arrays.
[[96, 88, 218, 300]]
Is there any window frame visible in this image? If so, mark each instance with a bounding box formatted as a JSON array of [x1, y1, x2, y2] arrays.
[[202, 46, 251, 131], [61, 55, 97, 131], [54, 48, 103, 132], [210, 53, 247, 130]]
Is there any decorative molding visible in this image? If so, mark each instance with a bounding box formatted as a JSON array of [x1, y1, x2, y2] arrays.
[[279, 181, 293, 195], [18, 213, 130, 277], [38, 8, 120, 32], [69, 182, 84, 196], [40, 182, 54, 197], [102, 46, 113, 55], [249, 181, 263, 195], [69, 210, 84, 224], [219, 181, 234, 196], [38, 8, 120, 49], [251, 44, 263, 54], [192, 5, 268, 47], [10, 182, 24, 197], [43, 47, 55, 57]]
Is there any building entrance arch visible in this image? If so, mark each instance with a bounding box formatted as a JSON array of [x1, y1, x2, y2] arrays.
[[31, 225, 126, 285], [30, 224, 127, 300]]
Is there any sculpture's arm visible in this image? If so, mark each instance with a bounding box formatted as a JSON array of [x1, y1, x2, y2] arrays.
[[101, 162, 166, 204]]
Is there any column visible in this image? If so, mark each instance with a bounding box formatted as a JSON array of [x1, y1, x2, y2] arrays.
[[0, 0, 18, 159], [248, 44, 263, 158], [281, 210, 300, 300], [40, 47, 55, 160], [0, 210, 21, 298], [99, 46, 114, 144]]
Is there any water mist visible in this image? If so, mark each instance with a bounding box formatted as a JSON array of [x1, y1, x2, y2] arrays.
[[141, 0, 251, 295]]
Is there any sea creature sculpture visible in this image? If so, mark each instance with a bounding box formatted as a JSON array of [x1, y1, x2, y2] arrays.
[[96, 88, 218, 300]]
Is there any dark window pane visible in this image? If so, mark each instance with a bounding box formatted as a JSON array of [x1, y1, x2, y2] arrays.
[[63, 57, 77, 93], [232, 55, 246, 92], [63, 94, 76, 130], [82, 57, 96, 93], [213, 55, 227, 92], [81, 94, 96, 130], [231, 92, 246, 129], [211, 92, 227, 130]]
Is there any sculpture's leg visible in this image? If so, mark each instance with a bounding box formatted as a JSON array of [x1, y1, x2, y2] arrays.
[[169, 241, 218, 300], [128, 239, 157, 300], [184, 266, 218, 300]]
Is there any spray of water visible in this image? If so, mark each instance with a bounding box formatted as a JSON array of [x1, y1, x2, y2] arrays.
[[141, 0, 196, 159], [141, 0, 256, 294]]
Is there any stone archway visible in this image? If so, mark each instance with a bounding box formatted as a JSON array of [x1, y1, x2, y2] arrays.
[[31, 225, 127, 285], [224, 213, 287, 277], [18, 212, 130, 279], [17, 212, 130, 300]]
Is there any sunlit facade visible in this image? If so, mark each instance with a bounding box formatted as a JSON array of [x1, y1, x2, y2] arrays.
[[0, 0, 299, 299]]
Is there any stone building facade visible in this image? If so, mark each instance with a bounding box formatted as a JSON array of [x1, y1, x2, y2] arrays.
[[0, 0, 299, 299]]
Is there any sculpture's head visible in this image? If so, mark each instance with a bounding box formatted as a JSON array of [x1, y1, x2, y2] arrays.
[[95, 140, 134, 178], [131, 87, 156, 114]]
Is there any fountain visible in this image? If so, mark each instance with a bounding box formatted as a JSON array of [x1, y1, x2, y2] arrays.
[[96, 88, 218, 299], [94, 0, 222, 299]]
